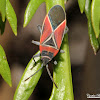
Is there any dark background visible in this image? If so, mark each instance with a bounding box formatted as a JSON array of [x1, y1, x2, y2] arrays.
[[0, 0, 100, 100]]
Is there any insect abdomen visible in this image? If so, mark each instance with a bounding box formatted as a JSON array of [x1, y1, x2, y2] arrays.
[[40, 45, 59, 57]]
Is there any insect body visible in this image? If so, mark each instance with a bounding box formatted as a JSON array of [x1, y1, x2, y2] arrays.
[[40, 5, 66, 66], [26, 5, 68, 88]]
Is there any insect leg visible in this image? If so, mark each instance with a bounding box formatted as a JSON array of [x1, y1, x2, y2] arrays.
[[46, 64, 58, 88], [33, 52, 40, 58], [53, 60, 57, 65], [32, 40, 40, 46], [60, 49, 65, 53], [31, 52, 41, 69], [25, 64, 44, 81], [51, 59, 57, 65], [64, 26, 69, 34], [37, 25, 42, 35]]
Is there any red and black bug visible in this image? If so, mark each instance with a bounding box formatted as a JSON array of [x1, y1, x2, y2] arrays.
[[25, 5, 68, 88]]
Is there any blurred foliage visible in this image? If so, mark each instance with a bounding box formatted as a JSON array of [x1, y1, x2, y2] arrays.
[[78, 0, 86, 13], [78, 0, 100, 54], [6, 0, 17, 36], [23, 0, 45, 27], [0, 45, 12, 87], [0, 0, 17, 87], [0, 0, 6, 22], [84, 0, 99, 54], [91, 0, 100, 38], [0, 16, 6, 35], [0, 0, 17, 36]]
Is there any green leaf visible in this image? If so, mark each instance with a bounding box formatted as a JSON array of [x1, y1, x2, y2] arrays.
[[0, 16, 6, 35], [6, 0, 17, 36], [0, 45, 12, 87], [45, 0, 74, 100], [14, 52, 43, 100], [85, 0, 99, 54], [91, 0, 100, 38], [23, 0, 45, 27], [0, 0, 6, 22], [78, 0, 86, 13]]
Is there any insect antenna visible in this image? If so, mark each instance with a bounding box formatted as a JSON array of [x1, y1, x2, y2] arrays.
[[25, 64, 43, 81], [46, 64, 58, 88]]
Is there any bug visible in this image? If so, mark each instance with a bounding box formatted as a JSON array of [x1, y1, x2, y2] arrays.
[[25, 5, 68, 88]]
